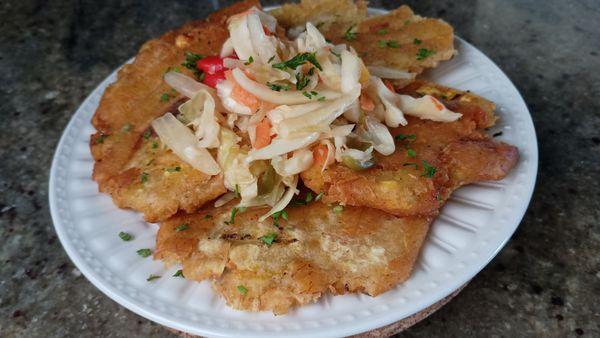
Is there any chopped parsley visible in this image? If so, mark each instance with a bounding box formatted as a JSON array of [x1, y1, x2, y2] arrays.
[[165, 66, 181, 73], [227, 207, 246, 225], [237, 285, 248, 295], [303, 91, 323, 100], [376, 28, 389, 35], [175, 223, 189, 232], [403, 162, 419, 170], [407, 149, 417, 158], [203, 214, 213, 220], [378, 40, 400, 48], [118, 231, 133, 241], [181, 51, 204, 79], [166, 166, 181, 173], [234, 184, 241, 198], [436, 192, 443, 202], [160, 93, 170, 102], [173, 270, 184, 278], [295, 68, 314, 90], [332, 205, 344, 213], [343, 24, 357, 41], [140, 172, 149, 183], [317, 96, 326, 101], [267, 55, 275, 63], [151, 141, 158, 149], [137, 248, 152, 258], [416, 48, 436, 60], [421, 160, 437, 178], [305, 192, 314, 203], [315, 192, 324, 201], [272, 210, 288, 224], [395, 133, 416, 142], [493, 131, 503, 137], [267, 82, 291, 91], [143, 129, 152, 140], [244, 56, 254, 65], [413, 38, 422, 45], [259, 232, 277, 246], [272, 52, 322, 71], [146, 274, 161, 282], [95, 133, 108, 144], [122, 123, 133, 132]]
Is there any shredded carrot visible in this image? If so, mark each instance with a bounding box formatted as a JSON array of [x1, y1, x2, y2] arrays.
[[254, 118, 272, 149], [383, 79, 395, 92], [225, 70, 261, 112], [312, 144, 329, 167], [430, 96, 444, 111], [359, 92, 375, 111]]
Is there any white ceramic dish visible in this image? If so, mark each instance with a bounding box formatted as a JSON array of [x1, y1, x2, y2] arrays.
[[49, 8, 537, 337]]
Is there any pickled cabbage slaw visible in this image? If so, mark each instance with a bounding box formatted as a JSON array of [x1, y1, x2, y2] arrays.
[[152, 7, 461, 220]]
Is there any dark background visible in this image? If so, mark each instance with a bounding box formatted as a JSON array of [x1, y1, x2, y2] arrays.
[[1, 0, 598, 336]]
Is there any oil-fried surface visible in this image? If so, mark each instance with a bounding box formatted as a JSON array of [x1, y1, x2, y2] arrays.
[[90, 1, 259, 222], [271, 0, 455, 74], [301, 81, 518, 216], [155, 202, 431, 314]]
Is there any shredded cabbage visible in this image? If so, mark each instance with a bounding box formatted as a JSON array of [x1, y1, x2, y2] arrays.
[[151, 113, 220, 175]]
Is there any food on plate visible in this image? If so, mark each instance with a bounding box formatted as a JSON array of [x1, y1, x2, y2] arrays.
[[155, 201, 432, 314], [89, 0, 519, 313]]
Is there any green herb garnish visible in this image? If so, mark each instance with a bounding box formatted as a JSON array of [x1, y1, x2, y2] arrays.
[[332, 205, 344, 213], [421, 160, 437, 178], [376, 28, 389, 35], [143, 129, 152, 140], [122, 123, 133, 132], [272, 52, 322, 71], [413, 38, 422, 45], [267, 82, 291, 91], [403, 162, 419, 170], [95, 133, 108, 144], [272, 210, 288, 223], [137, 248, 152, 258], [305, 192, 314, 203], [152, 141, 158, 149], [295, 70, 312, 90], [378, 40, 400, 48], [140, 172, 149, 183], [244, 56, 254, 65], [268, 55, 275, 63], [203, 214, 212, 220], [343, 24, 357, 41], [227, 207, 246, 225], [259, 232, 277, 246], [160, 92, 171, 102], [165, 66, 181, 73], [407, 149, 416, 158], [118, 231, 133, 241], [395, 133, 416, 141], [146, 274, 160, 282], [237, 285, 248, 295], [182, 51, 203, 70], [173, 270, 184, 278], [416, 48, 436, 60], [315, 192, 324, 201], [175, 223, 189, 232], [234, 184, 241, 198], [166, 166, 181, 173]]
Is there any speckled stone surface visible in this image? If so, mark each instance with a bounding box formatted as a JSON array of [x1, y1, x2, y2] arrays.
[[0, 0, 598, 337]]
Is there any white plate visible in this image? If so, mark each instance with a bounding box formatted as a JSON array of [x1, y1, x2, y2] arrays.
[[49, 15, 537, 337]]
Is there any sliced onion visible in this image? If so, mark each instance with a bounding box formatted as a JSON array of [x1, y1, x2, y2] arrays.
[[246, 132, 320, 162], [364, 116, 395, 155], [214, 192, 236, 207], [151, 113, 220, 175], [266, 102, 322, 126], [367, 66, 416, 80], [254, 7, 277, 33], [277, 87, 359, 137], [232, 68, 340, 105], [271, 149, 314, 176], [220, 38, 234, 58], [320, 139, 335, 172], [297, 22, 327, 53], [259, 175, 298, 221], [228, 14, 254, 60], [371, 76, 408, 127], [399, 95, 462, 122], [247, 13, 278, 64], [164, 71, 215, 99], [178, 90, 220, 148], [341, 50, 361, 94]]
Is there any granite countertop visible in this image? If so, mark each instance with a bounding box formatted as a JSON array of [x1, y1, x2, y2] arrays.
[[1, 0, 598, 336]]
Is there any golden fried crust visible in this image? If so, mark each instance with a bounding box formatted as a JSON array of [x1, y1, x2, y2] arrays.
[[155, 202, 432, 314], [272, 1, 455, 74], [301, 81, 518, 216], [90, 0, 259, 221]]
